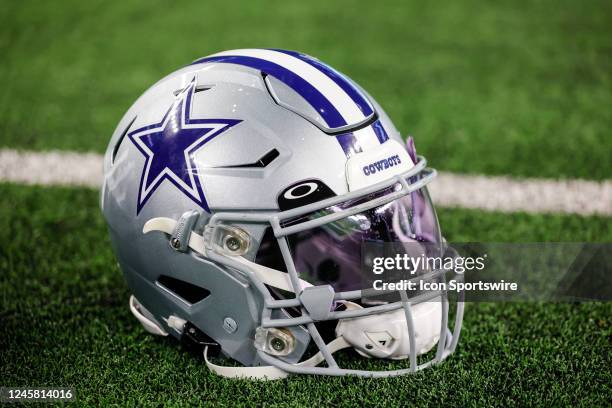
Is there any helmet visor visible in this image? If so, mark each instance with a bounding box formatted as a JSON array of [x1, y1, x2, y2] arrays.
[[281, 184, 442, 292]]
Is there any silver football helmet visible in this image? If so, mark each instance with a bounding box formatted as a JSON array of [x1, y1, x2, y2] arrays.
[[101, 49, 464, 379]]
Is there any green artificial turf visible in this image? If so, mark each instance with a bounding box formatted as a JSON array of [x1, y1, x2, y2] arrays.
[[1, 184, 610, 406], [1, 0, 611, 180], [1, 0, 611, 405]]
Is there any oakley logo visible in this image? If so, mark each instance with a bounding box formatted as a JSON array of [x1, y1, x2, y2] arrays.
[[278, 179, 336, 211], [283, 182, 319, 200], [362, 155, 402, 176]]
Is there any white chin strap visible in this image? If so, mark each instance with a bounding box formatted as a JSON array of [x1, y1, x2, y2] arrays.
[[142, 217, 441, 380], [203, 337, 351, 380]]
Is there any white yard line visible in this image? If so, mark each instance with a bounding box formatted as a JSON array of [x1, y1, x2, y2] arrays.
[[0, 149, 104, 188], [430, 172, 611, 216], [0, 149, 610, 216]]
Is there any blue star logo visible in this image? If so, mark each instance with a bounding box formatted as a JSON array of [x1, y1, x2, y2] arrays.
[[128, 77, 241, 214]]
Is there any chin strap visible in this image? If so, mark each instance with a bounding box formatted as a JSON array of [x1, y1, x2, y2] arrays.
[[204, 337, 351, 380], [129, 295, 168, 336], [142, 217, 312, 292]]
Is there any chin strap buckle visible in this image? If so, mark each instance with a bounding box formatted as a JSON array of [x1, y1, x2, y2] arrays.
[[181, 321, 221, 357]]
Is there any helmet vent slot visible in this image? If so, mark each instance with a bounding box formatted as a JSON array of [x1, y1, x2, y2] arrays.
[[157, 275, 211, 304], [253, 149, 280, 167], [194, 85, 211, 93], [216, 149, 280, 168], [173, 85, 211, 96], [111, 116, 136, 165]]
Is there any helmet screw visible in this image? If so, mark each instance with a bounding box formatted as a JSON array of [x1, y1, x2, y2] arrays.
[[270, 337, 286, 352], [225, 236, 241, 252], [223, 317, 238, 334], [170, 237, 181, 249]]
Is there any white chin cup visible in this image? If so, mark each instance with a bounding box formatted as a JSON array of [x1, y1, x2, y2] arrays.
[[335, 298, 442, 359]]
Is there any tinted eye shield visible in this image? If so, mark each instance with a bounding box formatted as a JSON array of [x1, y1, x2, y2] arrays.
[[205, 155, 441, 312]]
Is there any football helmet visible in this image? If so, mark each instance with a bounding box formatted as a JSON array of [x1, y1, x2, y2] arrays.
[[101, 49, 464, 379]]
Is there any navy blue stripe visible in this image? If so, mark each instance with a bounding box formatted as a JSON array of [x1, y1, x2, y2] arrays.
[[192, 55, 346, 129], [371, 119, 390, 144], [336, 133, 362, 157], [273, 49, 374, 117], [192, 55, 360, 156]]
